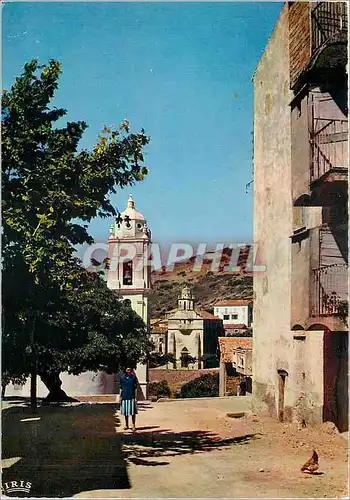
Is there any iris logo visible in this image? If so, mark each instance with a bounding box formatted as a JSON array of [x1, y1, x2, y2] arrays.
[[2, 480, 32, 496]]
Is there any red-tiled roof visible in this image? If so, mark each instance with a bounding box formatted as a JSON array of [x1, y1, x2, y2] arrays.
[[151, 318, 168, 334], [152, 326, 168, 334], [224, 324, 247, 330], [198, 310, 221, 320], [215, 300, 252, 307], [218, 337, 253, 363]]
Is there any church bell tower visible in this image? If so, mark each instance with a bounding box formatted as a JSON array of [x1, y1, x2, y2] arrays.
[[107, 195, 151, 399]]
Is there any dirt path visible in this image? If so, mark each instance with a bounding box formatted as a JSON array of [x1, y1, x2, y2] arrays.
[[73, 397, 348, 499]]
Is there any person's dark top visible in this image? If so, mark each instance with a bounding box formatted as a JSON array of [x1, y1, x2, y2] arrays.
[[120, 374, 137, 400]]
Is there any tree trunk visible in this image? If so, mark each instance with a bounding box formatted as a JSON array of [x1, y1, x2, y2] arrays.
[[30, 370, 37, 412], [2, 384, 6, 398], [40, 371, 79, 403]]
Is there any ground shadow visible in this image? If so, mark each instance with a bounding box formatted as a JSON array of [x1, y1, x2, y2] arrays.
[[119, 414, 260, 467], [136, 402, 154, 412], [2, 403, 130, 497], [2, 396, 45, 406]]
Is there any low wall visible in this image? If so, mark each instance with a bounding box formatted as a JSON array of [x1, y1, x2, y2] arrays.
[[150, 368, 219, 394]]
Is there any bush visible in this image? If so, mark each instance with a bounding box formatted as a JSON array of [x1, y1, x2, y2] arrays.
[[148, 380, 171, 399], [180, 373, 219, 398]]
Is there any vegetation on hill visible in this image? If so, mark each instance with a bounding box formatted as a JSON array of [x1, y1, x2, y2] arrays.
[[149, 247, 253, 318]]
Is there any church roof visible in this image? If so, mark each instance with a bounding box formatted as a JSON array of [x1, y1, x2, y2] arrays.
[[120, 194, 145, 220], [198, 310, 221, 320], [151, 318, 168, 334], [152, 325, 168, 334], [152, 309, 221, 327]]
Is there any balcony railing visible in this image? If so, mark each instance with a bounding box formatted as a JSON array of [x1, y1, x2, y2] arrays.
[[310, 117, 348, 183], [311, 263, 348, 316], [311, 2, 348, 54]]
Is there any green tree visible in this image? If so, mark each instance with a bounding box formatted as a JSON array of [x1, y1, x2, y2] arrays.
[[2, 59, 152, 404]]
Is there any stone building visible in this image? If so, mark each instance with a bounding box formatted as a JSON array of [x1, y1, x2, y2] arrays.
[[218, 337, 252, 396], [151, 286, 223, 369], [253, 2, 348, 431]]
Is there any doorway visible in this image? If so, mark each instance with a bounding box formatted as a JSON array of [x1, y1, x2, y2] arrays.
[[181, 348, 189, 368], [277, 370, 288, 422]]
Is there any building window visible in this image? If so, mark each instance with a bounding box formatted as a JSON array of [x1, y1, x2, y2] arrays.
[[223, 314, 230, 320], [181, 348, 189, 368], [123, 260, 133, 285], [231, 314, 238, 320], [159, 338, 163, 354]]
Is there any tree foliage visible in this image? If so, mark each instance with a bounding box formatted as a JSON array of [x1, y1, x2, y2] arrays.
[[179, 373, 219, 398], [2, 59, 152, 398], [148, 380, 171, 399]]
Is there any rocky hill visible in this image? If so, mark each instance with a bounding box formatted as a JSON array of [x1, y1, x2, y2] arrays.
[[149, 246, 253, 319]]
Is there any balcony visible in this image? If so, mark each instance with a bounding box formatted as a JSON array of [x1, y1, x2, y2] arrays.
[[311, 2, 348, 56], [311, 263, 348, 317], [310, 117, 348, 181], [309, 91, 348, 202], [289, 2, 347, 92]]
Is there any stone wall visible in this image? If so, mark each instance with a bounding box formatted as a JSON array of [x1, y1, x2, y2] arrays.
[[219, 362, 240, 397]]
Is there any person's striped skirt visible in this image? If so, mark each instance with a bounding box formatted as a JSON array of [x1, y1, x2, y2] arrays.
[[121, 398, 138, 416]]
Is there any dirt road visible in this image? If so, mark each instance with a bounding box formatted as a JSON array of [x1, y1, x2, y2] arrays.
[[73, 397, 348, 499]]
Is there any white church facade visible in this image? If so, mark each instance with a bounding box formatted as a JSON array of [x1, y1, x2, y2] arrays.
[[151, 287, 224, 370]]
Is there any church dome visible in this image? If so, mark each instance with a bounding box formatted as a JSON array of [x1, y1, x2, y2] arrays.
[[120, 195, 145, 220]]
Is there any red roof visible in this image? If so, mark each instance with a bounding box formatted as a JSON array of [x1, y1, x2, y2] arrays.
[[224, 324, 247, 330], [218, 337, 253, 363], [152, 326, 167, 334], [151, 318, 168, 334], [215, 300, 252, 307], [198, 310, 221, 320]]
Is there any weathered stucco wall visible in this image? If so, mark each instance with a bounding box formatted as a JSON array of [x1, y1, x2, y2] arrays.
[[290, 331, 324, 425], [6, 371, 118, 398], [291, 94, 310, 202], [253, 5, 294, 416], [291, 208, 322, 328]]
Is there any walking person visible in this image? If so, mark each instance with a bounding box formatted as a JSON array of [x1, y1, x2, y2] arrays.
[[119, 367, 138, 432]]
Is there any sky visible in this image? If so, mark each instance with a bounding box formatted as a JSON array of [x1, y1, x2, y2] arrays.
[[3, 1, 283, 247]]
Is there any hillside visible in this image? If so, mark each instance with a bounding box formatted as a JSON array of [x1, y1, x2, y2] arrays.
[[149, 246, 253, 318]]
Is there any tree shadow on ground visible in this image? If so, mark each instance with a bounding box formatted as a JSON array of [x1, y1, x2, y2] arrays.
[[119, 413, 261, 467], [2, 396, 45, 406], [2, 403, 129, 498]]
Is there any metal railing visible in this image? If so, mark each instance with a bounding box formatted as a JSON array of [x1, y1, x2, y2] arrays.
[[310, 118, 348, 182], [311, 2, 348, 53], [311, 263, 348, 316]]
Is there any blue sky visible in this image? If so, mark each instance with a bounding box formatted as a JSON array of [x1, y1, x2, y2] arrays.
[[3, 2, 283, 246]]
